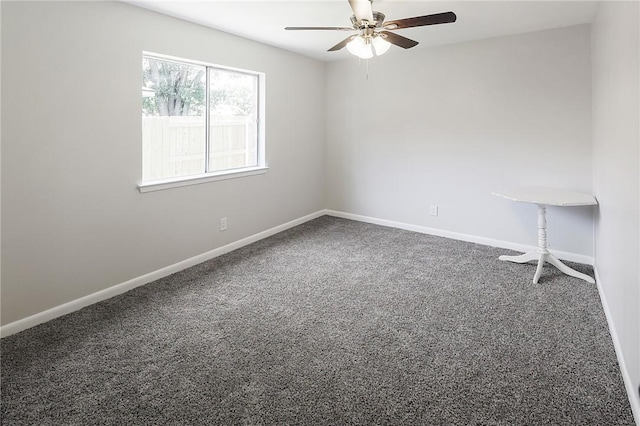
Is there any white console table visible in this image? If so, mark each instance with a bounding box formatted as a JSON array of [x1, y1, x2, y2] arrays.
[[492, 187, 597, 284]]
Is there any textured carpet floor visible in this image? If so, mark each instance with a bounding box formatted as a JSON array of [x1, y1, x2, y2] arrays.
[[1, 216, 634, 425]]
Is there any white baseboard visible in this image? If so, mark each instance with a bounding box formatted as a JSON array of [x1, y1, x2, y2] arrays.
[[0, 209, 595, 338], [594, 268, 640, 424], [324, 210, 594, 266], [0, 210, 325, 338]]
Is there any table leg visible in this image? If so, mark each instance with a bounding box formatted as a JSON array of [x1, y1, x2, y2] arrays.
[[533, 253, 545, 284], [498, 250, 538, 263], [499, 204, 595, 284], [545, 253, 595, 284]]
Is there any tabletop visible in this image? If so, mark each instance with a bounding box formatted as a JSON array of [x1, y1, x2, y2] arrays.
[[491, 187, 598, 207]]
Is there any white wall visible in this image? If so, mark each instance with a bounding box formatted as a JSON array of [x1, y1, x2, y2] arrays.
[[1, 1, 326, 325], [325, 25, 593, 256], [592, 0, 640, 419]]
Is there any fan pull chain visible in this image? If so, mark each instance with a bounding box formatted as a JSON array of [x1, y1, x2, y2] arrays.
[[356, 57, 369, 80]]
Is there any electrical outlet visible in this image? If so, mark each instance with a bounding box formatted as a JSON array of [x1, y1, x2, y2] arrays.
[[220, 217, 227, 231], [430, 205, 439, 217]]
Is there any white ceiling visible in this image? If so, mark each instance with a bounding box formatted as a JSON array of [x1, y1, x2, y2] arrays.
[[127, 0, 598, 62]]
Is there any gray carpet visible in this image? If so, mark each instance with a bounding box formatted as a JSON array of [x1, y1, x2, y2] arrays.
[[1, 216, 634, 425]]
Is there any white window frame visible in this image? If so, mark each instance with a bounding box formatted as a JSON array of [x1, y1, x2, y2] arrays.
[[138, 52, 267, 193]]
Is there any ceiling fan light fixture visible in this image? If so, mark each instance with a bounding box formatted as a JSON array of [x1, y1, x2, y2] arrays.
[[347, 34, 390, 59], [346, 36, 373, 59]]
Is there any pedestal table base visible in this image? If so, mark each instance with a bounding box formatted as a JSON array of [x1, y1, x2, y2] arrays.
[[498, 204, 595, 284], [499, 250, 595, 284]]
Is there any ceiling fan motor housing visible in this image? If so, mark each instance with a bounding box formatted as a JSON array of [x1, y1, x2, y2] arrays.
[[350, 11, 385, 29]]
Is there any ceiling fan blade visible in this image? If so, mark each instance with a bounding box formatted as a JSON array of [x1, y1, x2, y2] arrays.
[[285, 27, 355, 31], [328, 34, 358, 52], [348, 0, 374, 24], [383, 11, 457, 30], [380, 31, 418, 49]]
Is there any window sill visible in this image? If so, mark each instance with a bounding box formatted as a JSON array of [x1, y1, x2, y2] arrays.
[[138, 166, 268, 193]]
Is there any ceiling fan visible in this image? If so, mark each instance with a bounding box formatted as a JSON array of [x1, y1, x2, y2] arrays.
[[285, 0, 457, 59]]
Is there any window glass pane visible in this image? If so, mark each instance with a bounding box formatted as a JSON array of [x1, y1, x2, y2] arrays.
[[208, 69, 258, 173], [142, 57, 206, 181]]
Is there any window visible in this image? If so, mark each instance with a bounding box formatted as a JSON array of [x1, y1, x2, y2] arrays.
[[140, 53, 265, 191]]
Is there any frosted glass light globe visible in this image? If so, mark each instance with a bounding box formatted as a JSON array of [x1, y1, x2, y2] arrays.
[[347, 36, 374, 59], [372, 36, 391, 56]]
